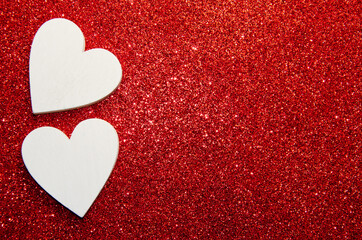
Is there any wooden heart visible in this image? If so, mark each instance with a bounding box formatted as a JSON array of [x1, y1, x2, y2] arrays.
[[29, 18, 122, 114], [21, 119, 119, 217]]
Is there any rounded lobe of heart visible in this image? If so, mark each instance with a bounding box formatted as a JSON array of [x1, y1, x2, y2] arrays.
[[29, 18, 122, 114], [21, 119, 119, 217]]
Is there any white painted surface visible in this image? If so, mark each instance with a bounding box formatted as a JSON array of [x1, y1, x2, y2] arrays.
[[22, 119, 119, 217], [29, 18, 122, 114]]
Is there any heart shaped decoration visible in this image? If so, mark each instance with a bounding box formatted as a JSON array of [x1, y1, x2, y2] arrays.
[[21, 119, 119, 217], [29, 18, 122, 114]]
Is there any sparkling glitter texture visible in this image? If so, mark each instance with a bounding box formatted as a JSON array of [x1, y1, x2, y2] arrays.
[[1, 0, 361, 239]]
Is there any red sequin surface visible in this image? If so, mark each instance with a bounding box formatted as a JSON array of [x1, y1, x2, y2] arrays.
[[0, 1, 360, 238]]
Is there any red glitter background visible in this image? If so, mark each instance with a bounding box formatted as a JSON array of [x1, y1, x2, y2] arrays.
[[0, 0, 361, 239]]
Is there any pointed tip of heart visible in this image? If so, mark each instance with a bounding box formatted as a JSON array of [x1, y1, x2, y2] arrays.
[[73, 209, 87, 218]]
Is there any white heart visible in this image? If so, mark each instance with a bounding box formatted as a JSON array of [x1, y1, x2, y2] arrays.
[[29, 18, 122, 114], [21, 119, 119, 217]]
